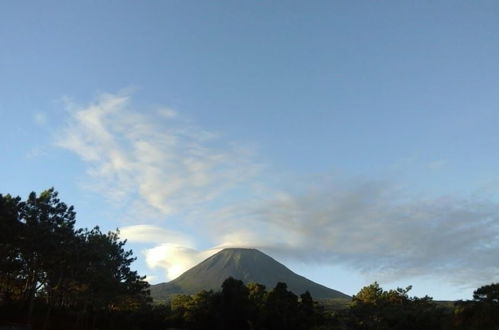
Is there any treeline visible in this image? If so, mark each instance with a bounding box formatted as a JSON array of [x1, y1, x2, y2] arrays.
[[2, 189, 499, 330], [167, 278, 322, 330], [162, 279, 499, 330], [0, 189, 150, 329], [328, 281, 499, 330]]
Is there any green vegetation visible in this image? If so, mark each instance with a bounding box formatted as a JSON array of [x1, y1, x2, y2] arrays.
[[0, 189, 150, 329], [323, 282, 499, 330], [453, 283, 499, 329], [152, 280, 499, 330], [167, 277, 325, 330], [317, 297, 352, 312], [2, 189, 499, 329]]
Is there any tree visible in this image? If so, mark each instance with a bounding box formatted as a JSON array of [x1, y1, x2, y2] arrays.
[[347, 282, 442, 330], [264, 282, 300, 330], [188, 290, 219, 330], [17, 188, 77, 323], [0, 188, 151, 329], [65, 226, 150, 317], [352, 281, 385, 305], [298, 291, 317, 329], [473, 283, 499, 303], [219, 277, 250, 330], [247, 282, 267, 329], [0, 194, 23, 302], [454, 283, 499, 330]]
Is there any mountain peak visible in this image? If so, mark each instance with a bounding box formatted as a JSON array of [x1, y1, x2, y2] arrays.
[[150, 248, 349, 300], [217, 247, 261, 254]]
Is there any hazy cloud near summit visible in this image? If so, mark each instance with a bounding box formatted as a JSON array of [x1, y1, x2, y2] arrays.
[[57, 92, 499, 287], [242, 183, 499, 286]]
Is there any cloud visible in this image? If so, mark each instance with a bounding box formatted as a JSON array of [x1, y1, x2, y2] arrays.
[[55, 91, 499, 289], [143, 244, 220, 280], [56, 92, 261, 217], [157, 107, 177, 119], [34, 112, 47, 126], [120, 224, 222, 280], [122, 179, 499, 287], [120, 225, 194, 246], [156, 178, 499, 288], [221, 180, 499, 287]]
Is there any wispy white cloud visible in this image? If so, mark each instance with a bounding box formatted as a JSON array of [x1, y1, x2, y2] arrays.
[[157, 107, 177, 119], [56, 92, 261, 217], [33, 112, 47, 126], [55, 91, 499, 288], [235, 181, 499, 287], [120, 225, 194, 246]]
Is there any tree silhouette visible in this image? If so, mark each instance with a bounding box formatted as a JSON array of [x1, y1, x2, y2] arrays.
[[0, 188, 150, 329], [473, 283, 499, 303], [0, 193, 24, 319], [454, 283, 499, 329], [219, 277, 250, 330], [247, 282, 267, 328], [347, 282, 442, 330], [264, 282, 300, 330], [17, 189, 77, 323]]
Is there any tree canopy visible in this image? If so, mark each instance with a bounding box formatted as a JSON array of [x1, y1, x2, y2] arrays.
[[0, 188, 150, 329]]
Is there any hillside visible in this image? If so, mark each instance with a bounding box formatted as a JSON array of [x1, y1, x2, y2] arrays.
[[150, 248, 350, 300]]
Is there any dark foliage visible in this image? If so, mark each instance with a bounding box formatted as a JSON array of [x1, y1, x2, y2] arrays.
[[335, 282, 446, 330], [0, 189, 150, 330], [169, 278, 324, 330], [453, 283, 499, 330]]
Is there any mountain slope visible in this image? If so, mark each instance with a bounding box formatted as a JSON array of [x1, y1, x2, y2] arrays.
[[150, 248, 350, 300]]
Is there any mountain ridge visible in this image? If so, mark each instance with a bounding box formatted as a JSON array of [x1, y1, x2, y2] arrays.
[[150, 248, 350, 300]]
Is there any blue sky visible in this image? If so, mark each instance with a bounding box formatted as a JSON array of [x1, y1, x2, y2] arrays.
[[2, 1, 499, 300]]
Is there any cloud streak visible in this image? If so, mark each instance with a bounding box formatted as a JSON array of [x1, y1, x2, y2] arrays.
[[56, 92, 260, 218], [120, 225, 194, 246], [56, 92, 499, 288], [242, 182, 499, 286]]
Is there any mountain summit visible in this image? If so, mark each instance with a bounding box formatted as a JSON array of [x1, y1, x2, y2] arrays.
[[150, 248, 349, 300]]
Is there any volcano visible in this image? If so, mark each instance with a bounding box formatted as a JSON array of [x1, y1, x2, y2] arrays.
[[150, 248, 349, 300]]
